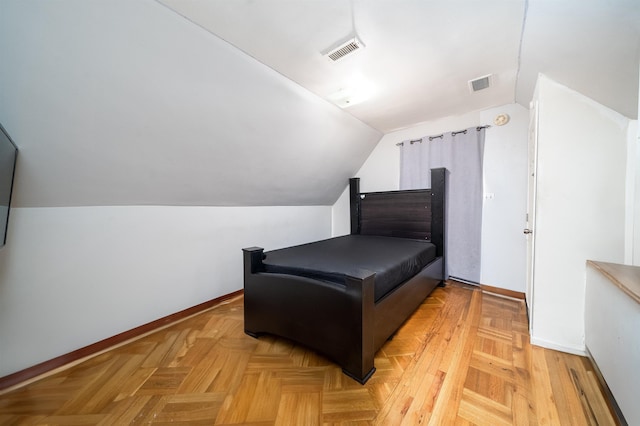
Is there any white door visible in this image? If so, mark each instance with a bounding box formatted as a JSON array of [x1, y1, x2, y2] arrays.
[[525, 101, 539, 332]]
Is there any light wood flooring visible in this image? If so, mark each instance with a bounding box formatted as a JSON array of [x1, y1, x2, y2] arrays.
[[0, 282, 617, 425]]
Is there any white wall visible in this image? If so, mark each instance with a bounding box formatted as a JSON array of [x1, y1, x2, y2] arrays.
[[0, 205, 330, 377], [478, 106, 529, 291], [530, 75, 628, 354], [585, 264, 640, 426], [333, 103, 529, 292]]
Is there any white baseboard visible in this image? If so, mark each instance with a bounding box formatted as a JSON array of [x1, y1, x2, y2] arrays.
[[530, 336, 586, 356]]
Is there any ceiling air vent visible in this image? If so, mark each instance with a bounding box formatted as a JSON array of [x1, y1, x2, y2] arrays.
[[324, 37, 365, 62], [469, 74, 492, 92]]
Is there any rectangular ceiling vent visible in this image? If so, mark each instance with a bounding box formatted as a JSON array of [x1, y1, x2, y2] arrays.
[[325, 37, 364, 62], [469, 74, 492, 92]]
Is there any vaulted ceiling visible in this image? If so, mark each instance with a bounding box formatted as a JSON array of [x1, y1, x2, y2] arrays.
[[0, 0, 639, 208], [0, 1, 381, 208], [161, 0, 640, 132]]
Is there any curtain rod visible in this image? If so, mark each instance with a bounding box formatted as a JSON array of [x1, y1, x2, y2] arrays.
[[395, 125, 491, 146]]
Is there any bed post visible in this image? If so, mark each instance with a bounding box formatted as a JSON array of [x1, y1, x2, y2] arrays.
[[349, 178, 361, 235], [242, 247, 265, 338], [243, 247, 264, 274], [430, 168, 446, 280], [342, 270, 376, 384]]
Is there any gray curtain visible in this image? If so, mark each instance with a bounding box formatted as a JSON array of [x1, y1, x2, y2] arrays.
[[400, 127, 485, 283]]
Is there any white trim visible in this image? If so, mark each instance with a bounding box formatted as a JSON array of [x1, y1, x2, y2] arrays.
[[530, 336, 586, 356]]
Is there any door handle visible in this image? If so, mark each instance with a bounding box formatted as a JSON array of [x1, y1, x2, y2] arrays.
[[523, 229, 532, 234]]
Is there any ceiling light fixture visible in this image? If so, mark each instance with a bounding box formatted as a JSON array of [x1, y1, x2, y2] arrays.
[[328, 73, 375, 108]]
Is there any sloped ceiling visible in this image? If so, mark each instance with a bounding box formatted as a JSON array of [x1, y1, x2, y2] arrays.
[[0, 0, 382, 208], [160, 0, 640, 132], [517, 0, 640, 119], [1, 0, 639, 209]]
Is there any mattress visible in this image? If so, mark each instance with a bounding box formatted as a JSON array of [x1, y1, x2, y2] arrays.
[[262, 235, 437, 302]]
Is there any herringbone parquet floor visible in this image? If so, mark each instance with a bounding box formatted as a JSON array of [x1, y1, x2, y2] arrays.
[[0, 282, 617, 425]]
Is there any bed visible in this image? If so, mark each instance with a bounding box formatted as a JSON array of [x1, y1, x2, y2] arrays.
[[242, 168, 446, 384]]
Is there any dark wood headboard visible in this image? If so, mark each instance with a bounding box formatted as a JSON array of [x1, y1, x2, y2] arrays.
[[349, 168, 446, 257]]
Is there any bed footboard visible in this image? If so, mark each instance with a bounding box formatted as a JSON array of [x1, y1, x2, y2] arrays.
[[243, 247, 377, 384]]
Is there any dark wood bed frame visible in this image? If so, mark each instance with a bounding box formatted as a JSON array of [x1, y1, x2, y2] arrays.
[[242, 168, 446, 384]]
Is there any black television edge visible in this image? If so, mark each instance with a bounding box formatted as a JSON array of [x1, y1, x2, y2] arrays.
[[0, 123, 18, 247]]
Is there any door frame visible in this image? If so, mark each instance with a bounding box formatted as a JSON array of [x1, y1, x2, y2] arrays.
[[525, 100, 539, 333]]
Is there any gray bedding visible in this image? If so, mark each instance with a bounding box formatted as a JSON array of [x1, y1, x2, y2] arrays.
[[262, 235, 437, 302]]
